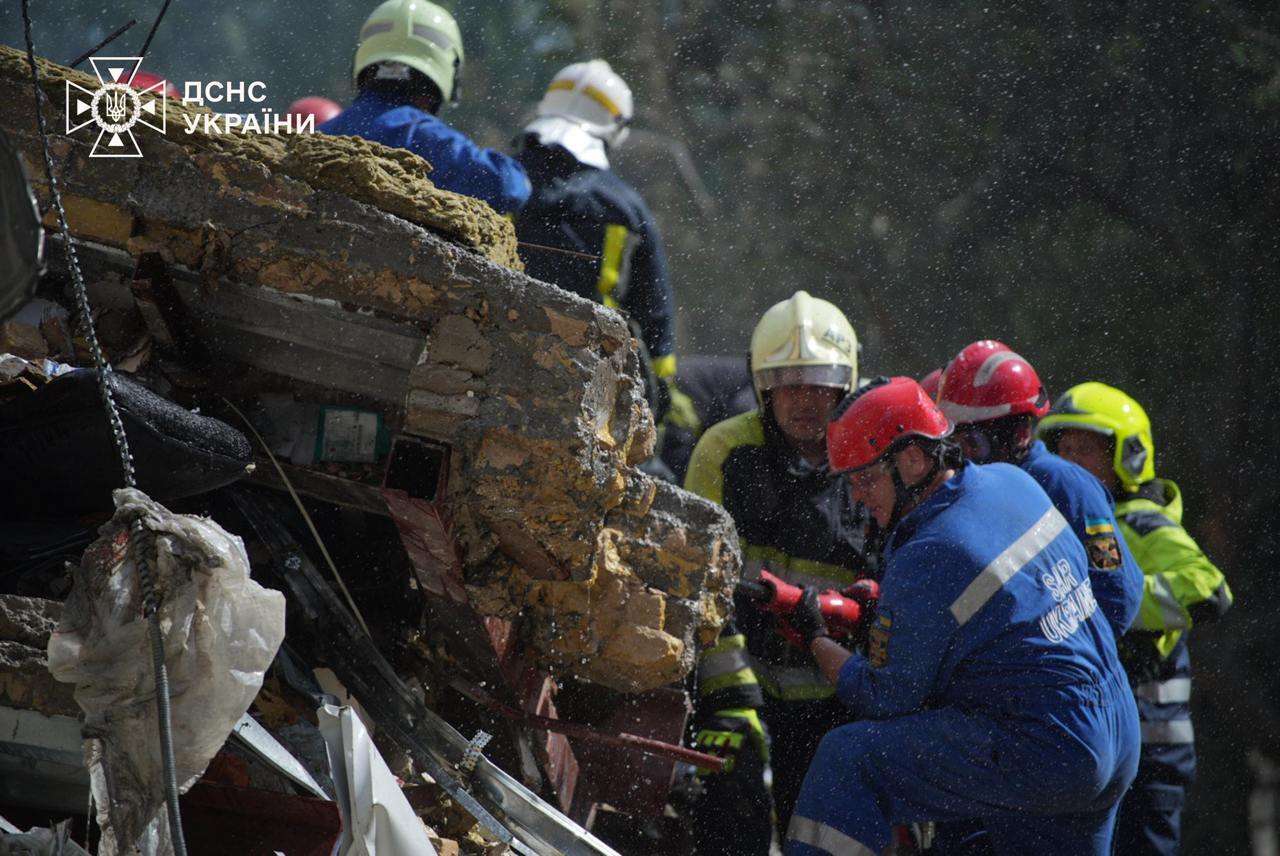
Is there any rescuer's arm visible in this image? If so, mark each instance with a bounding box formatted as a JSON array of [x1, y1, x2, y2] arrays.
[[411, 121, 532, 214], [828, 546, 952, 719], [1061, 470, 1145, 636], [622, 204, 677, 380], [1124, 512, 1232, 635], [683, 425, 734, 505], [811, 636, 852, 685]]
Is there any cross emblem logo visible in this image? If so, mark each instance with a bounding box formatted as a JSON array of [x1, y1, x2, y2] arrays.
[[64, 56, 167, 158]]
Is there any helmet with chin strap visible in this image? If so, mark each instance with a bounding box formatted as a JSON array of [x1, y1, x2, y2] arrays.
[[1036, 381, 1156, 492], [937, 340, 1048, 464], [828, 376, 955, 529]]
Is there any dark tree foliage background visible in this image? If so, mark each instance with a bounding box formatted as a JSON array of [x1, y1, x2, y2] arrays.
[[5, 0, 1279, 850]]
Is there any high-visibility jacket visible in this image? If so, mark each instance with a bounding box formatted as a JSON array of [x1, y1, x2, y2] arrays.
[[515, 140, 676, 377], [319, 90, 531, 214], [1117, 479, 1232, 657], [685, 409, 873, 707], [1112, 478, 1231, 853]]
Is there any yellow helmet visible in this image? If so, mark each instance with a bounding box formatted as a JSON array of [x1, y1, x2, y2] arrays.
[[749, 291, 857, 402], [1036, 381, 1155, 490], [354, 0, 464, 104]]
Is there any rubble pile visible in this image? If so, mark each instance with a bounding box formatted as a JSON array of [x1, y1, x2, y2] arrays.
[[0, 44, 739, 695]]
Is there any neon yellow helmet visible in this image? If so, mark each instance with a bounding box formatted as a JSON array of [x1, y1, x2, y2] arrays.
[[749, 291, 857, 402], [354, 0, 464, 104], [1037, 381, 1155, 490]]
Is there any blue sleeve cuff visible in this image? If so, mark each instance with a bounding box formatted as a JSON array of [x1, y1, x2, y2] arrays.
[[835, 653, 870, 713]]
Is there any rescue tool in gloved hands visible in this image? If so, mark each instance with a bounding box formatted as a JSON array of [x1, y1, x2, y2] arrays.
[[737, 569, 879, 649]]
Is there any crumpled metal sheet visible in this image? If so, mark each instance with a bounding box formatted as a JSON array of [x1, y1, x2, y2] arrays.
[[318, 703, 438, 856], [47, 488, 286, 855]]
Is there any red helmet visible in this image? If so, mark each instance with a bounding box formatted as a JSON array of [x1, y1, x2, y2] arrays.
[[919, 367, 944, 402], [286, 96, 342, 124], [937, 340, 1048, 426], [128, 70, 179, 98], [828, 377, 953, 473]]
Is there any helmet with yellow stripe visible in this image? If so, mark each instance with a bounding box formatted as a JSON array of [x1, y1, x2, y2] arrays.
[[525, 60, 633, 169], [1037, 381, 1156, 491]]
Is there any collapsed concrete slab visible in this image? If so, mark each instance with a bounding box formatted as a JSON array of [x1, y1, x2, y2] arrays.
[[0, 46, 739, 694]]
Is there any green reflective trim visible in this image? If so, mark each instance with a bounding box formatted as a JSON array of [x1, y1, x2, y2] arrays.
[[704, 634, 747, 657], [652, 353, 677, 379], [758, 680, 836, 702], [701, 667, 759, 697], [743, 544, 858, 587]]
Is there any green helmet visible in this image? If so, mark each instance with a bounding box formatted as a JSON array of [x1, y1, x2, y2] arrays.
[[1037, 381, 1155, 490], [354, 0, 464, 104]]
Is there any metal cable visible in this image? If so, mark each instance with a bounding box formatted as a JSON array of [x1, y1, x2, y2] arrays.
[[138, 0, 174, 61], [19, 7, 187, 853]]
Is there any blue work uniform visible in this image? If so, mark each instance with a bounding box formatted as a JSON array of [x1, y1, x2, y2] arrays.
[[786, 463, 1139, 856], [1021, 439, 1144, 638], [319, 90, 530, 214]]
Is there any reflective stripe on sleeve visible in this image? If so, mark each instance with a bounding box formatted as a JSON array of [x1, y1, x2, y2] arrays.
[[1150, 574, 1189, 630], [753, 660, 834, 702], [1133, 677, 1191, 704], [651, 353, 677, 379], [950, 506, 1069, 626], [594, 224, 634, 308], [787, 816, 878, 856], [700, 646, 752, 681], [1141, 719, 1195, 744], [741, 544, 859, 588]]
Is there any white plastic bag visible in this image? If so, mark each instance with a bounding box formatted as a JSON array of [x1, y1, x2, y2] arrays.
[[48, 488, 286, 855]]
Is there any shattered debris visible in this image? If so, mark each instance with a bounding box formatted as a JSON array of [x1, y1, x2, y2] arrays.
[[0, 44, 740, 694], [0, 41, 745, 855]]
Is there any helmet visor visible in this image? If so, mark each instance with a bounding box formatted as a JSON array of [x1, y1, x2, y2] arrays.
[[755, 364, 852, 392]]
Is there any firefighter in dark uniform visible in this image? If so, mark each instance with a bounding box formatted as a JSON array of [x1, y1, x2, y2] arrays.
[[1039, 382, 1234, 856], [683, 291, 875, 854], [514, 60, 695, 443]]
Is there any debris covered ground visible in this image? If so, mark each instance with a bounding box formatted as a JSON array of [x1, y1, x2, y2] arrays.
[[0, 43, 741, 855]]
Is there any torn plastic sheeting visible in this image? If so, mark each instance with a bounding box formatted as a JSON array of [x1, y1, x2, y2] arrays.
[[318, 703, 438, 856], [0, 820, 90, 855], [47, 488, 286, 856]]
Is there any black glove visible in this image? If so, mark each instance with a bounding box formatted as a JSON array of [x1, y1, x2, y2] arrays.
[[789, 586, 829, 646]]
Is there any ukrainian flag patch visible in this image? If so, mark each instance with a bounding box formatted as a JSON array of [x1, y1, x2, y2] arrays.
[[1084, 517, 1115, 536]]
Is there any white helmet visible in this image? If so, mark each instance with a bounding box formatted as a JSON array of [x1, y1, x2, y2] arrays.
[[524, 60, 632, 170], [750, 291, 858, 404]]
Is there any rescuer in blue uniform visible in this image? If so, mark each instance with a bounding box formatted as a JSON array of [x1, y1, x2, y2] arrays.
[[782, 377, 1139, 856], [1040, 382, 1233, 856], [928, 341, 1145, 855], [514, 61, 680, 399], [320, 0, 530, 214], [936, 340, 1144, 638]]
